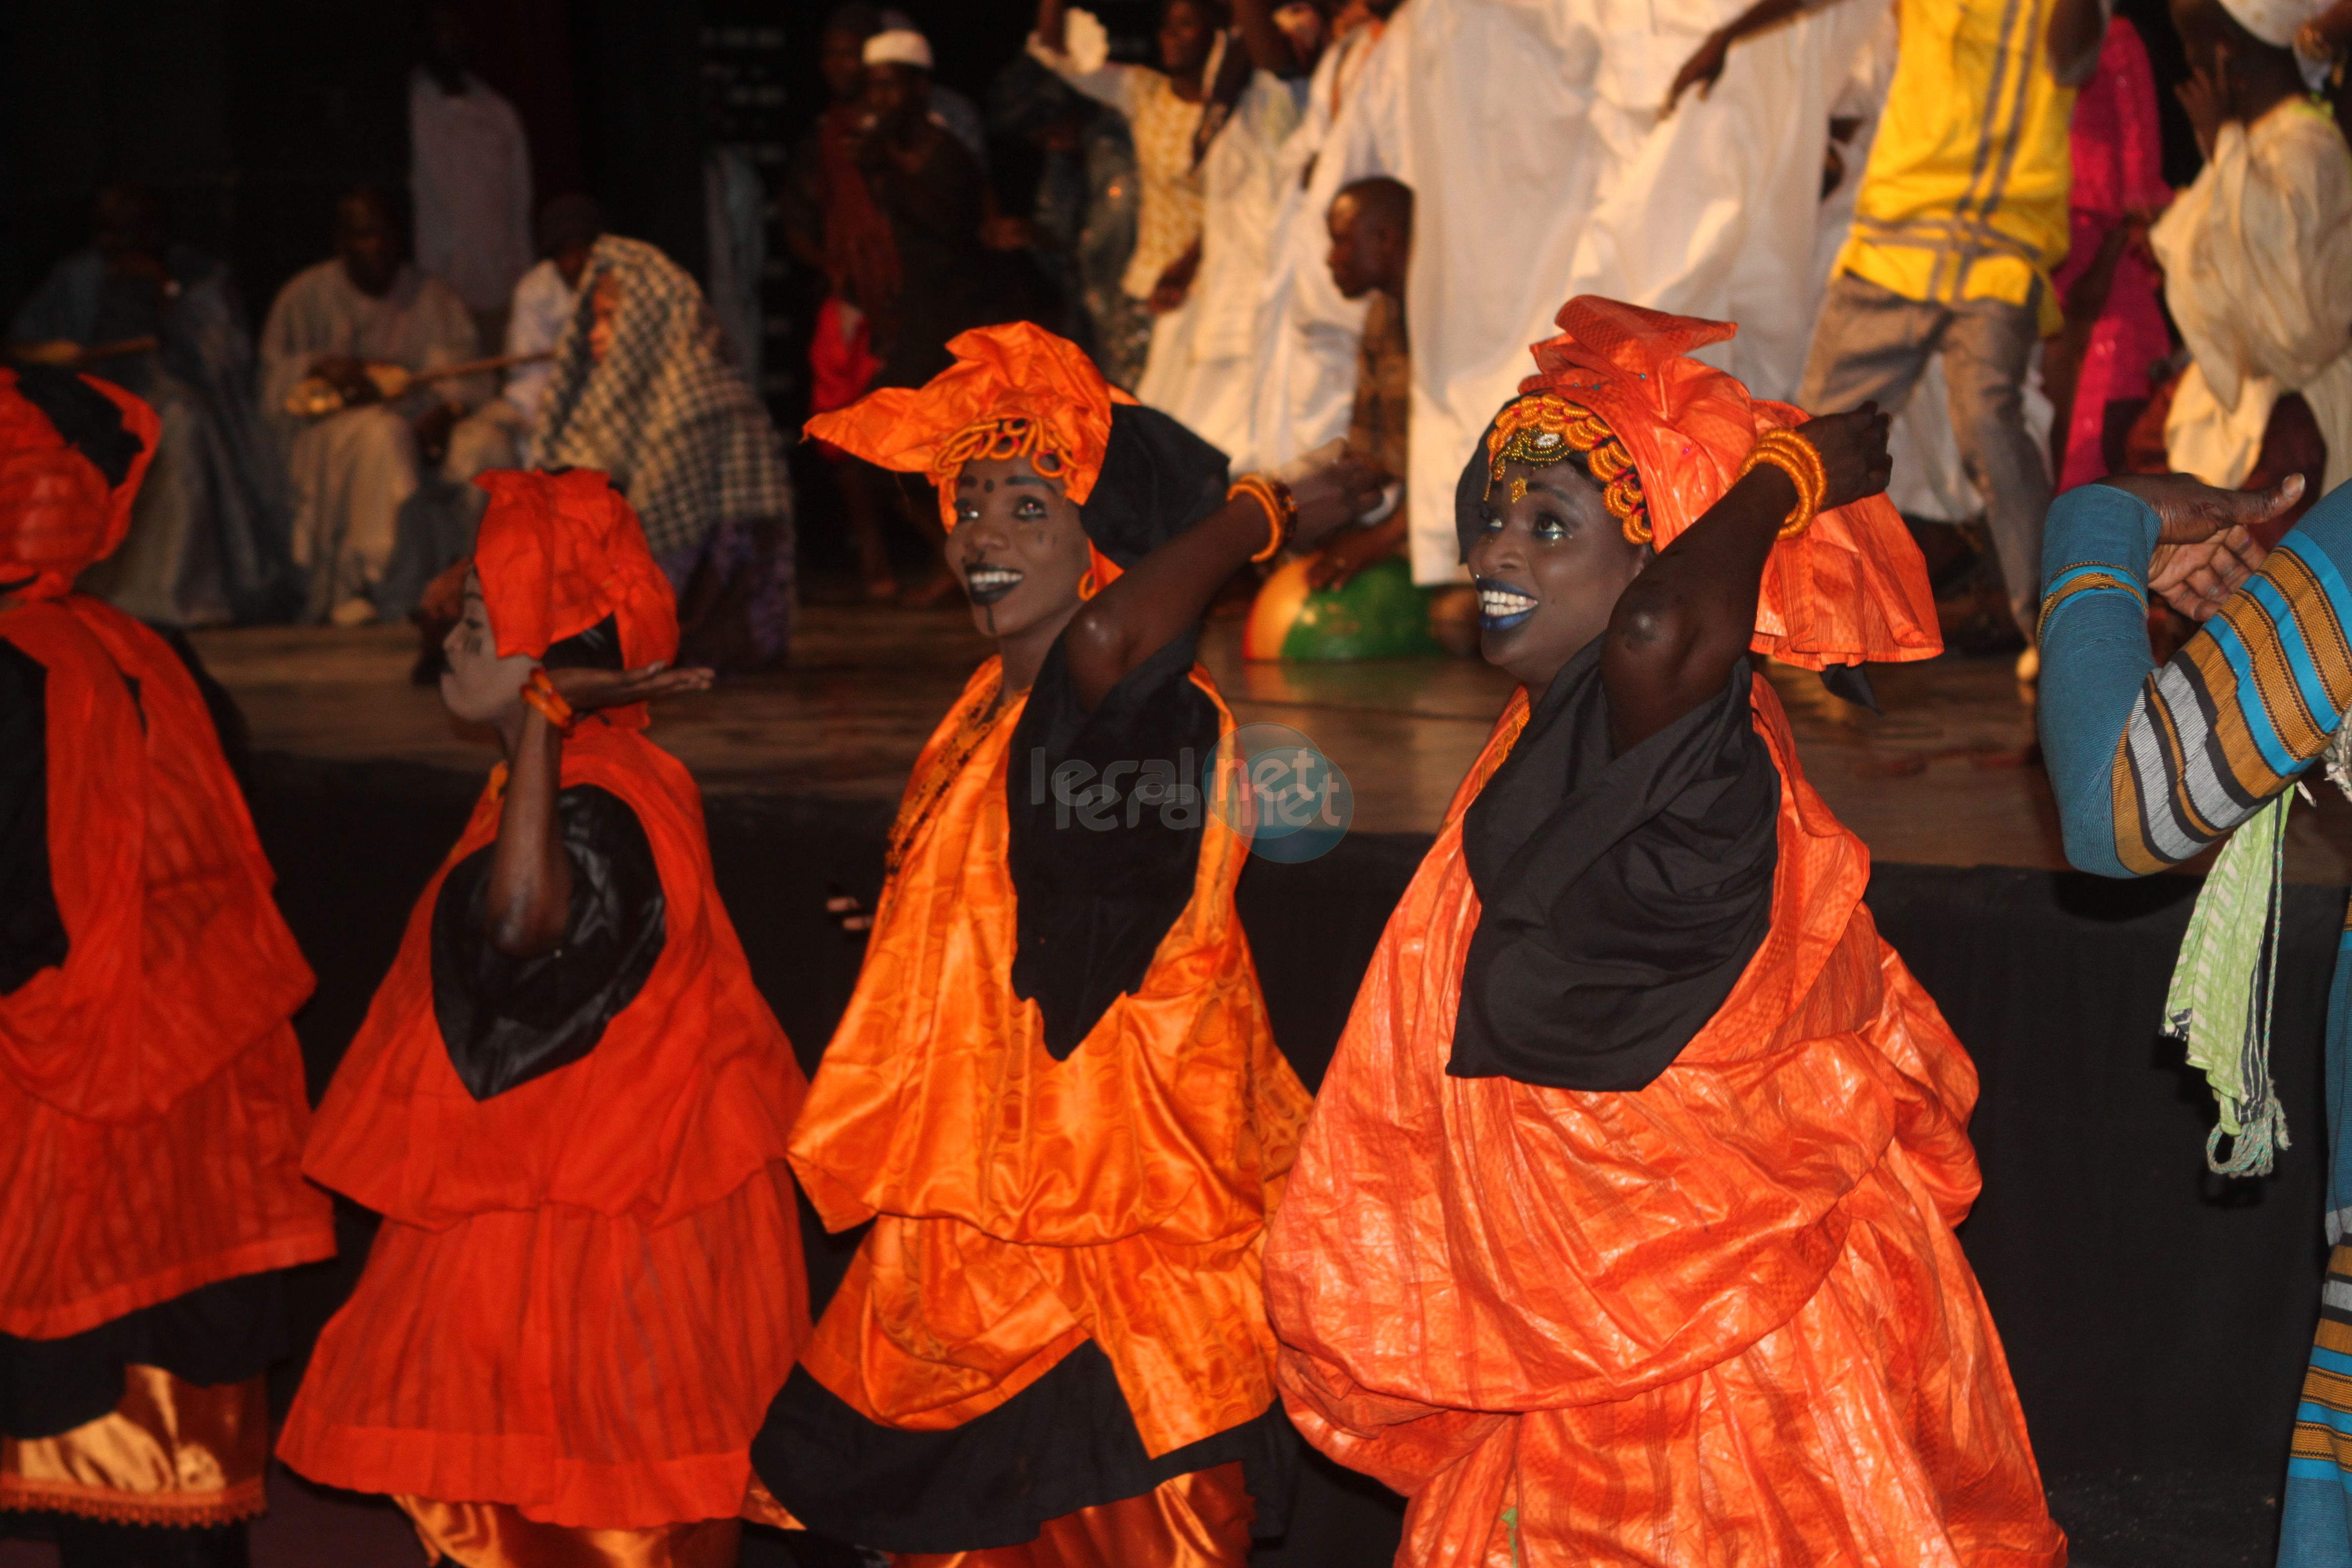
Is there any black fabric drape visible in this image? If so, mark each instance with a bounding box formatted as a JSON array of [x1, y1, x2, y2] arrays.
[[0, 1271, 296, 1440], [751, 1343, 1297, 1555], [1450, 642, 1778, 1091], [0, 641, 66, 995], [431, 783, 666, 1101], [1008, 630, 1220, 1057]]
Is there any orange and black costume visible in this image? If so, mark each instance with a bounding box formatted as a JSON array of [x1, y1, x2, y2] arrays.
[[276, 470, 810, 1567], [1264, 301, 2068, 1567], [0, 366, 335, 1556], [751, 325, 1309, 1565]]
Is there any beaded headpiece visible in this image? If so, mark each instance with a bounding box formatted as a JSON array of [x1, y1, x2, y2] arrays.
[[928, 415, 1072, 497], [1485, 393, 1650, 545]]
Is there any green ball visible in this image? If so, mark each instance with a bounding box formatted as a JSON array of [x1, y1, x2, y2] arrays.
[[1274, 555, 1442, 662]]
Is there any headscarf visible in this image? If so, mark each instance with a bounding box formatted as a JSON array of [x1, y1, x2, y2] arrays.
[[471, 468, 680, 730], [534, 235, 793, 559], [1456, 296, 1941, 675], [806, 322, 1228, 593], [0, 366, 159, 599]]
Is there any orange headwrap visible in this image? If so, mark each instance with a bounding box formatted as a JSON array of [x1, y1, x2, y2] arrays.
[[1501, 297, 1940, 672], [804, 322, 1141, 592], [470, 468, 680, 729], [0, 368, 160, 600]]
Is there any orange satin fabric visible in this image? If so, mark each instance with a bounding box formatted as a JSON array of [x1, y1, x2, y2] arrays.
[[470, 470, 681, 732], [1519, 297, 1942, 673], [0, 594, 331, 1339], [397, 1495, 745, 1568], [885, 1460, 1255, 1568], [1264, 685, 2065, 1568], [0, 1368, 268, 1526], [789, 658, 1310, 1459], [803, 323, 1140, 533], [0, 368, 158, 599], [280, 727, 809, 1528]]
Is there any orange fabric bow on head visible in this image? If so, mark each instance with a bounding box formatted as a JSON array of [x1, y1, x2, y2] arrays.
[[804, 323, 1143, 594], [0, 368, 160, 599], [1515, 297, 1941, 673], [470, 468, 680, 729]]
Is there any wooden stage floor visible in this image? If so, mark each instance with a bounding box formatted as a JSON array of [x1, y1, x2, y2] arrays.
[[191, 603, 2352, 884]]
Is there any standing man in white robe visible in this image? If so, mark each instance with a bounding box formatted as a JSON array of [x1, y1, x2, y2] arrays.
[[1245, 1, 1408, 472], [261, 188, 511, 626], [409, 0, 534, 353]]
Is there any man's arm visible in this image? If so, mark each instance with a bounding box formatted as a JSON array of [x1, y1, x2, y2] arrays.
[[1664, 0, 1805, 114]]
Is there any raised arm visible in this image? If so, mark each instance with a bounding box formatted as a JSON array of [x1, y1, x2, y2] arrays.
[[1664, 0, 1805, 114], [482, 661, 711, 957], [2037, 475, 2308, 878], [482, 704, 573, 958], [1063, 455, 1382, 711], [1601, 406, 1891, 753]]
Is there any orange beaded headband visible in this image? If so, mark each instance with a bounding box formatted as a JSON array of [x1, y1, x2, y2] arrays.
[[927, 415, 1071, 511], [1486, 393, 1651, 545]]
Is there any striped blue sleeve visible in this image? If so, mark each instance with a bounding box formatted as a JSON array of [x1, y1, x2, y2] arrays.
[[2037, 486, 2162, 879], [2039, 481, 2352, 879]]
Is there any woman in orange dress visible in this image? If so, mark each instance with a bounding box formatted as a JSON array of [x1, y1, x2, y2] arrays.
[[0, 365, 334, 1566], [276, 468, 810, 1568], [751, 322, 1377, 1566], [1263, 298, 2067, 1568]]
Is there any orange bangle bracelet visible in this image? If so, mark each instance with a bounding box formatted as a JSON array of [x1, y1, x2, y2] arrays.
[[1738, 429, 1826, 539], [520, 668, 578, 735], [1231, 474, 1299, 563]]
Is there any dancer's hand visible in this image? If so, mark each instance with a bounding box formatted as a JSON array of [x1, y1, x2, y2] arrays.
[[2098, 472, 2298, 620], [1284, 446, 1389, 552], [545, 661, 715, 712], [1794, 402, 1894, 513]]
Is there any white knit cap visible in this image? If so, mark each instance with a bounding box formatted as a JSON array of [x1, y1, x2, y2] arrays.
[[863, 28, 933, 69]]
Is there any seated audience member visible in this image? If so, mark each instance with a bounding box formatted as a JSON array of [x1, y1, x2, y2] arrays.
[[1312, 175, 1413, 588], [261, 187, 514, 626], [2151, 0, 2352, 540], [502, 196, 606, 462], [10, 184, 294, 625], [534, 236, 797, 670]]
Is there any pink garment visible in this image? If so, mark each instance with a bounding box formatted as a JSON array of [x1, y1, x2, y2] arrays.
[[2052, 18, 2175, 491]]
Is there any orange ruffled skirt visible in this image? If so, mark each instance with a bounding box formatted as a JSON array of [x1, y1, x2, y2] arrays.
[[279, 1163, 804, 1530]]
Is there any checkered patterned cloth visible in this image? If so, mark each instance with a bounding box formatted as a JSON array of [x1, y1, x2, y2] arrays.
[[536, 236, 792, 558]]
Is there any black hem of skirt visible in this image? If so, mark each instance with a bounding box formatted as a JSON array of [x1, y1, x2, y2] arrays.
[[749, 1339, 1299, 1554]]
